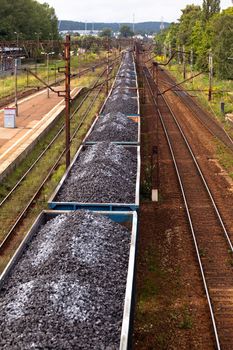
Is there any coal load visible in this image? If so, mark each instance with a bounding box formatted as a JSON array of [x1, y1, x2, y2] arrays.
[[56, 142, 137, 203], [103, 94, 138, 115], [0, 210, 131, 350], [114, 77, 136, 89], [118, 70, 136, 79], [87, 112, 138, 142], [112, 86, 137, 98]]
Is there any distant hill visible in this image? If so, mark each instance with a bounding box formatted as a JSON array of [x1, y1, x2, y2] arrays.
[[59, 21, 170, 34]]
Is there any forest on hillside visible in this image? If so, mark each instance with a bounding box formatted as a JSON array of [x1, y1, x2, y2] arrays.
[[59, 21, 170, 35], [0, 0, 58, 40], [155, 0, 233, 79]]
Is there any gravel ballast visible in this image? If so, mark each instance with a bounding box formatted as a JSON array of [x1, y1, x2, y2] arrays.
[[87, 112, 138, 143], [0, 210, 131, 350], [56, 142, 137, 203]]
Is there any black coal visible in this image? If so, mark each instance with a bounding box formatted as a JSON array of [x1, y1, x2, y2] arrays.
[[0, 211, 131, 350]]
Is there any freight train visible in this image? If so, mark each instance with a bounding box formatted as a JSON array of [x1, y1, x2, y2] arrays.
[[0, 49, 141, 350]]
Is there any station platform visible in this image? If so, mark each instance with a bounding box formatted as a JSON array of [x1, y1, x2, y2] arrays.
[[0, 87, 81, 181]]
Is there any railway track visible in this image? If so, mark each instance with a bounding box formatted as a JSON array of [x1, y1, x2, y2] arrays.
[[157, 68, 233, 152], [0, 53, 120, 109], [0, 62, 116, 208], [143, 66, 233, 349], [0, 60, 119, 254]]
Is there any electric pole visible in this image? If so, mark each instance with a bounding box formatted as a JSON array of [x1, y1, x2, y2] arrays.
[[133, 13, 135, 34], [183, 45, 186, 80], [190, 48, 194, 84], [47, 54, 50, 98], [169, 42, 172, 58], [163, 44, 167, 61], [65, 34, 71, 169], [15, 59, 18, 116], [85, 21, 87, 35], [208, 50, 213, 101], [178, 45, 181, 65], [106, 38, 110, 96]]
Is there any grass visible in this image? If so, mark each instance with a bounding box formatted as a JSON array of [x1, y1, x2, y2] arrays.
[[0, 67, 103, 202], [156, 59, 233, 179], [164, 61, 233, 138], [0, 63, 119, 273], [140, 162, 153, 200], [0, 50, 113, 99], [178, 307, 193, 330], [215, 141, 233, 179], [199, 248, 207, 257], [139, 249, 162, 302]]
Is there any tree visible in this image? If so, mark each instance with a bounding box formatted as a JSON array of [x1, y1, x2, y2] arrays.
[[191, 19, 212, 70], [77, 35, 102, 52], [203, 0, 220, 21], [177, 5, 202, 47], [210, 11, 233, 78], [119, 25, 134, 38], [0, 0, 58, 40], [99, 28, 112, 38]]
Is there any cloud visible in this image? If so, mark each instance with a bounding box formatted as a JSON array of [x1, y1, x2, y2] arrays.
[[38, 0, 231, 22]]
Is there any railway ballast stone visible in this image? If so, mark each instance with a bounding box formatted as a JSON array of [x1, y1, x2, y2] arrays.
[[56, 142, 137, 203], [0, 210, 131, 349], [87, 112, 138, 142]]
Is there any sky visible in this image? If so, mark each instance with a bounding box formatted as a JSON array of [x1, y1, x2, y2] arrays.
[[38, 0, 232, 23]]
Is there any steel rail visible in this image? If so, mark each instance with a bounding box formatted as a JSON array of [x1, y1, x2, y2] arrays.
[[160, 90, 233, 252], [159, 69, 233, 151], [0, 53, 121, 109], [0, 64, 118, 252], [143, 66, 227, 350], [0, 60, 119, 208]]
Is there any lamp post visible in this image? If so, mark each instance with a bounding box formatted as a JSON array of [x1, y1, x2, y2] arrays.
[[42, 51, 54, 98], [34, 32, 40, 50], [34, 32, 40, 74], [15, 58, 18, 116], [14, 32, 19, 48], [47, 53, 50, 98], [50, 32, 54, 51]]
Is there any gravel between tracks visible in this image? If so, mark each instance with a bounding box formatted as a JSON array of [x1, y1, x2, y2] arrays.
[[87, 112, 138, 142], [0, 210, 131, 349], [56, 142, 137, 203]]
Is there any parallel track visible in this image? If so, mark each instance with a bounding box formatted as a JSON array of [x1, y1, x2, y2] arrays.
[[0, 62, 116, 208], [0, 60, 119, 253], [0, 54, 121, 108], [144, 66, 233, 350], [158, 68, 233, 152]]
